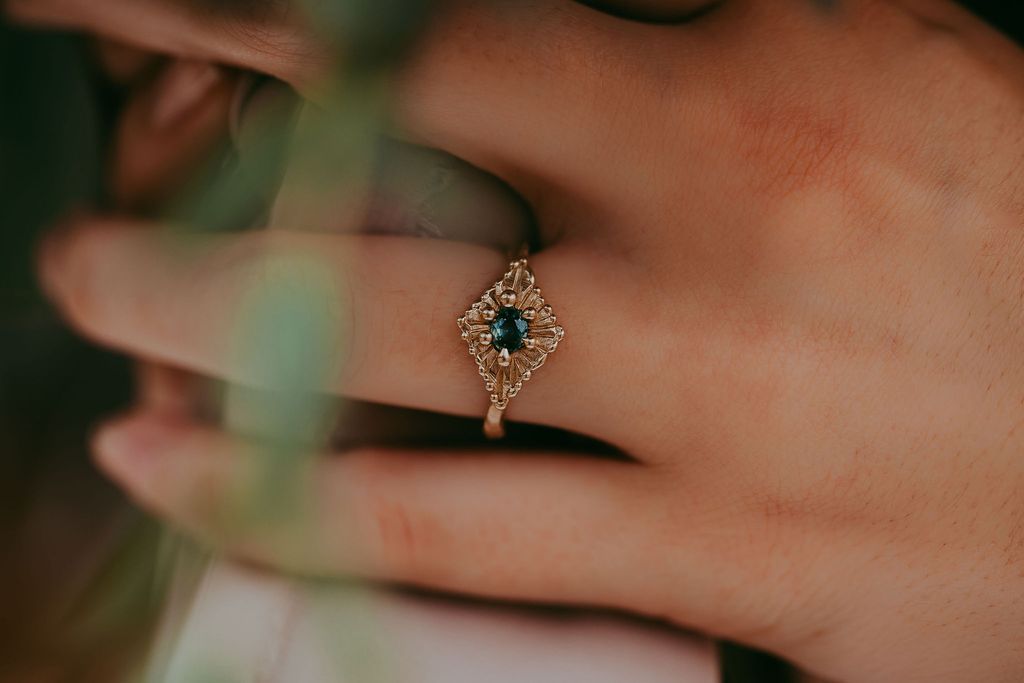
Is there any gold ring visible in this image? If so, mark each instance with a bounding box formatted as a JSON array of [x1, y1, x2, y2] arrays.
[[458, 256, 565, 439]]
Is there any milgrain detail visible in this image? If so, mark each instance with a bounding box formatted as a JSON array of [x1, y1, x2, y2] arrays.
[[457, 257, 565, 411]]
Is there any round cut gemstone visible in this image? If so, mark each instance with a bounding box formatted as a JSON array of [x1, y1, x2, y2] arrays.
[[490, 307, 529, 352]]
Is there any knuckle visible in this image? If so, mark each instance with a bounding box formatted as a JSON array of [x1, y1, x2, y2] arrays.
[[728, 92, 859, 201], [220, 15, 318, 81], [369, 496, 423, 575], [351, 454, 438, 577]]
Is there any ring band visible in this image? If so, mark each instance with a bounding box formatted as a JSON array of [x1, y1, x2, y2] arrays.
[[458, 256, 565, 439], [484, 404, 506, 440]]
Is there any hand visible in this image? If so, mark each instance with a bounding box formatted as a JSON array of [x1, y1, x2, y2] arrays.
[[22, 0, 1024, 680]]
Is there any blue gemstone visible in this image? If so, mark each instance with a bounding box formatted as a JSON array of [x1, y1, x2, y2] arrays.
[[490, 307, 528, 352]]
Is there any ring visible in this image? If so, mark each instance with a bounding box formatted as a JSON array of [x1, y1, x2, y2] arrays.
[[458, 256, 565, 439]]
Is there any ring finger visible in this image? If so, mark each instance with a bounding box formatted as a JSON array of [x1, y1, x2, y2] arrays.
[[39, 219, 618, 436]]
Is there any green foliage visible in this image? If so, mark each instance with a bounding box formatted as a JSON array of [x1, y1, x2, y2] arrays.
[[2, 0, 436, 678]]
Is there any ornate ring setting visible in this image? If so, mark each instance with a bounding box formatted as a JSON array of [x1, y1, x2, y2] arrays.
[[457, 257, 565, 439]]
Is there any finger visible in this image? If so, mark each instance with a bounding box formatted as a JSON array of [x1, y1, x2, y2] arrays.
[[575, 0, 719, 23], [390, 0, 654, 186], [111, 59, 237, 211], [92, 412, 652, 609], [267, 104, 534, 251], [5, 0, 650, 187], [361, 141, 533, 250], [91, 38, 158, 85], [40, 218, 610, 432], [5, 0, 311, 84]]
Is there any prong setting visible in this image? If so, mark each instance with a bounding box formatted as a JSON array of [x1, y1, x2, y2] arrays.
[[457, 257, 564, 413]]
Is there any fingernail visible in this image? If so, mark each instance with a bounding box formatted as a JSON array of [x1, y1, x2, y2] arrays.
[[150, 60, 224, 131], [92, 415, 178, 482]]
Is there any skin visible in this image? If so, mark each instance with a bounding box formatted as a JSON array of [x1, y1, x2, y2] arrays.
[[9, 0, 1024, 679]]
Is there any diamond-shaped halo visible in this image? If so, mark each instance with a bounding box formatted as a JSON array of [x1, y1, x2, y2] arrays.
[[457, 257, 564, 414]]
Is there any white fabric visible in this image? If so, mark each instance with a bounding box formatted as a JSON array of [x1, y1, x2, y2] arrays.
[[151, 560, 719, 683]]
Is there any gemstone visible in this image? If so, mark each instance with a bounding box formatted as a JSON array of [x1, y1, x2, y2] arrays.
[[490, 307, 528, 352]]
